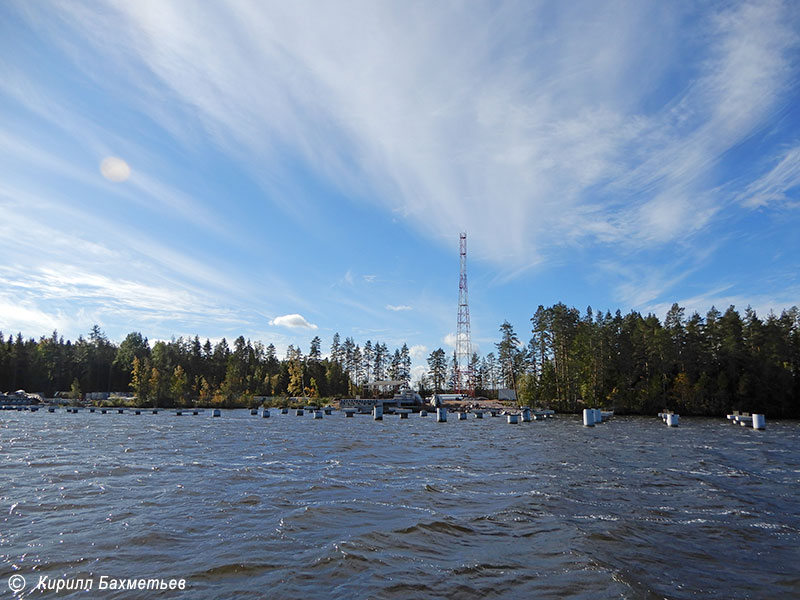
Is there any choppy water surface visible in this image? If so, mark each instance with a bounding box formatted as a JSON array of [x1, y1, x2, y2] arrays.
[[1, 411, 799, 599]]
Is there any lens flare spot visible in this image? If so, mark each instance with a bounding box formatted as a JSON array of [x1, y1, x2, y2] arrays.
[[100, 156, 131, 182]]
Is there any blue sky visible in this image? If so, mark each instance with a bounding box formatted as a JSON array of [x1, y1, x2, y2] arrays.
[[1, 1, 799, 380]]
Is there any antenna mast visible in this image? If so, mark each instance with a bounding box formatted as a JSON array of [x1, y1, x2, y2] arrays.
[[456, 232, 473, 396]]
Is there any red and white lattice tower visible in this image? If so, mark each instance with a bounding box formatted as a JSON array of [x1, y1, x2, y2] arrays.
[[455, 232, 473, 396]]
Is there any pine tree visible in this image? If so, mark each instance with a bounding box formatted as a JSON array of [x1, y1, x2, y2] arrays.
[[427, 348, 447, 393], [400, 344, 412, 385], [330, 333, 343, 364], [309, 336, 321, 361]]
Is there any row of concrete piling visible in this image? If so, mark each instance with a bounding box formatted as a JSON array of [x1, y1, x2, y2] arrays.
[[726, 411, 766, 430], [364, 405, 556, 424], [582, 408, 614, 427], [4, 406, 218, 416], [656, 410, 765, 430], [240, 404, 557, 424], [5, 405, 767, 430]]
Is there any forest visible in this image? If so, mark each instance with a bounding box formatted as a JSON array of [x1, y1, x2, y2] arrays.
[[483, 303, 799, 418], [1, 302, 798, 417]]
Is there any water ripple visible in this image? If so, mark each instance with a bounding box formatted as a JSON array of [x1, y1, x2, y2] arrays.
[[1, 412, 798, 598]]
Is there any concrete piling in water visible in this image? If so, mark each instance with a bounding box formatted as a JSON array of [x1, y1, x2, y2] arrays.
[[324, 407, 332, 415], [250, 409, 258, 415], [211, 408, 221, 417], [399, 411, 408, 419], [507, 413, 519, 424], [152, 409, 158, 414], [458, 411, 467, 420], [118, 408, 124, 414], [89, 407, 96, 413], [314, 410, 323, 419], [420, 410, 428, 417], [659, 411, 678, 426], [135, 410, 141, 415], [373, 405, 383, 421], [101, 409, 108, 414], [176, 410, 182, 416], [490, 410, 499, 417], [48, 407, 55, 413], [521, 407, 531, 423], [727, 412, 759, 429], [296, 409, 304, 416], [474, 410, 483, 419], [436, 407, 447, 422], [583, 408, 595, 427], [261, 408, 270, 418]]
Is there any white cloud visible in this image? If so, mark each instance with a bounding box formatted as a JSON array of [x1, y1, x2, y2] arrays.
[[386, 304, 412, 312], [269, 313, 318, 330], [0, 298, 63, 335], [3, 0, 799, 360], [648, 286, 800, 324], [408, 344, 428, 360], [443, 331, 481, 353], [0, 262, 246, 338], [410, 364, 428, 384], [738, 145, 800, 209], [32, 0, 797, 272]]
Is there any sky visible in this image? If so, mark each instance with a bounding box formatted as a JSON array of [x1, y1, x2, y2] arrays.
[[1, 0, 799, 380]]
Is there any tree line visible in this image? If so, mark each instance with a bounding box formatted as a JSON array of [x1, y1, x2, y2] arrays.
[[2, 302, 798, 416], [422, 303, 798, 417], [0, 326, 413, 408]]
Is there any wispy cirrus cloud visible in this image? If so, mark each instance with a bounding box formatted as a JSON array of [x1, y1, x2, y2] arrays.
[[648, 285, 800, 324], [0, 261, 246, 330], [2, 0, 799, 356], [0, 298, 64, 336], [386, 304, 412, 312], [25, 0, 797, 270], [738, 145, 800, 209]]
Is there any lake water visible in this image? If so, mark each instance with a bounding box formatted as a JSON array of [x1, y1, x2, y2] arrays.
[[1, 410, 799, 599]]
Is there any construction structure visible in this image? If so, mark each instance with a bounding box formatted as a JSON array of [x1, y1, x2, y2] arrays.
[[455, 232, 473, 396]]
